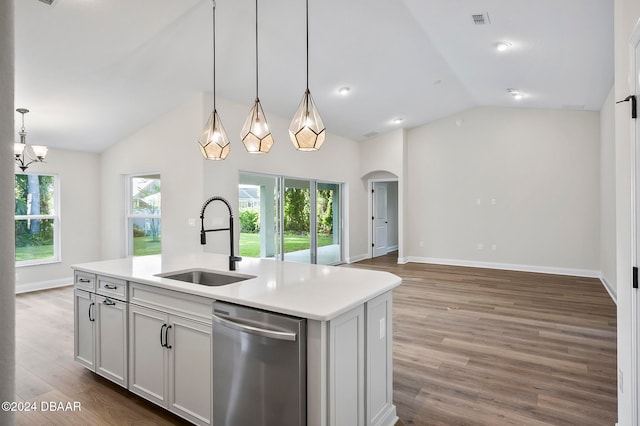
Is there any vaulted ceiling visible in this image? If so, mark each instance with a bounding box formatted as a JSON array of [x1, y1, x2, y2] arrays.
[[14, 0, 613, 152]]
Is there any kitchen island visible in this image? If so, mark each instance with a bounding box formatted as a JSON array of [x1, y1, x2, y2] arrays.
[[72, 253, 401, 426]]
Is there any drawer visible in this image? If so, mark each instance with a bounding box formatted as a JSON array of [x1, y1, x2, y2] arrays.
[[129, 282, 212, 323], [74, 271, 96, 292], [97, 276, 127, 301]]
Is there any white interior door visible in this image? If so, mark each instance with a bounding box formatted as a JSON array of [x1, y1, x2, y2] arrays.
[[372, 183, 388, 257]]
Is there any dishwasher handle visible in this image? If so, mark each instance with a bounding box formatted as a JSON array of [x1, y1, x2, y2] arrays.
[[212, 313, 297, 342]]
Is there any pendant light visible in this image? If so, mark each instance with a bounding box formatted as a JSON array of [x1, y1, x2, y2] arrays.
[[289, 0, 325, 151], [240, 0, 274, 154], [14, 108, 48, 172], [198, 0, 231, 161]]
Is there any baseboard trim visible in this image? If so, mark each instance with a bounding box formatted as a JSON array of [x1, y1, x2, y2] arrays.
[[397, 257, 409, 265], [386, 245, 398, 254], [16, 278, 72, 294], [599, 275, 617, 304], [346, 253, 369, 264], [405, 256, 600, 278]]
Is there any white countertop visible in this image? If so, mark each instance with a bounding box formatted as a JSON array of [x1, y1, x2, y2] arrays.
[[72, 253, 401, 321]]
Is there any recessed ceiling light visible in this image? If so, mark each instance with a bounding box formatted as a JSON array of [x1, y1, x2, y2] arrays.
[[338, 86, 351, 95], [495, 41, 512, 52], [391, 118, 404, 124], [507, 88, 523, 100]]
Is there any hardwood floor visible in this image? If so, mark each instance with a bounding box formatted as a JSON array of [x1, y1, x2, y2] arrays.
[[13, 256, 616, 425], [347, 254, 617, 426]]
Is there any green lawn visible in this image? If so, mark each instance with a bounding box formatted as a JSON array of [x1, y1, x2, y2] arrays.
[[15, 245, 54, 262], [240, 232, 333, 258], [134, 235, 161, 256]]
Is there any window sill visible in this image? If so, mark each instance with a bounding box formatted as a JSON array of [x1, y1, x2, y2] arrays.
[[15, 258, 61, 268]]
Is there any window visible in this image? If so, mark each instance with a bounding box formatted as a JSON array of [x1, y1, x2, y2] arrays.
[[126, 174, 161, 256], [15, 173, 60, 266], [239, 172, 343, 265]]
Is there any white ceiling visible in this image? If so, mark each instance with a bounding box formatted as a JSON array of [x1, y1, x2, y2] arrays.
[[14, 0, 613, 153]]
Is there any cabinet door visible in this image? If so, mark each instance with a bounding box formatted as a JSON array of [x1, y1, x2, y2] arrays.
[[168, 316, 212, 426], [74, 289, 95, 370], [329, 305, 365, 426], [129, 304, 168, 406], [95, 295, 128, 387]]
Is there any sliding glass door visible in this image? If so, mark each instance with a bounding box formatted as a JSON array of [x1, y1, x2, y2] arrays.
[[239, 172, 342, 265], [316, 182, 341, 265], [238, 173, 280, 259], [283, 178, 312, 263]]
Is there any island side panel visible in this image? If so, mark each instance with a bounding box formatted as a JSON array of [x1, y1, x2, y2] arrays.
[[307, 319, 328, 426], [366, 291, 398, 426]]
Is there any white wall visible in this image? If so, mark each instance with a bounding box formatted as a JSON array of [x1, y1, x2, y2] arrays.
[[600, 86, 617, 300], [99, 92, 366, 263], [613, 0, 640, 423], [359, 129, 407, 260], [201, 94, 367, 262], [15, 148, 101, 292], [100, 94, 205, 259], [0, 0, 15, 422], [406, 107, 601, 276]]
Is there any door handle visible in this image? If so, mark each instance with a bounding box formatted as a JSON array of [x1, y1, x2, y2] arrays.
[[160, 324, 167, 347], [165, 325, 172, 349], [88, 302, 95, 322], [212, 313, 297, 341]]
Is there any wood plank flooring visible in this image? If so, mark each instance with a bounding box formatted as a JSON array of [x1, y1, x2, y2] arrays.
[[346, 254, 617, 426], [13, 255, 616, 425]]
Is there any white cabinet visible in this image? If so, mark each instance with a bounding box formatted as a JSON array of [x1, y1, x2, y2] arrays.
[[323, 291, 397, 426], [128, 283, 212, 426], [74, 289, 95, 370], [73, 271, 128, 388], [329, 305, 365, 426], [95, 295, 128, 387], [365, 292, 396, 426]]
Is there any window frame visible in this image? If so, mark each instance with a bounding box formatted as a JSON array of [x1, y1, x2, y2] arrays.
[[125, 172, 162, 257], [14, 172, 61, 267]]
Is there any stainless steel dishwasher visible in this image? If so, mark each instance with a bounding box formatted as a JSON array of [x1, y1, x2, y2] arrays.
[[212, 301, 306, 426]]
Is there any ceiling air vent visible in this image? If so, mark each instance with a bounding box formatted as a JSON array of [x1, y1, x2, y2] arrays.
[[38, 0, 55, 5], [364, 131, 379, 138], [472, 13, 490, 25]]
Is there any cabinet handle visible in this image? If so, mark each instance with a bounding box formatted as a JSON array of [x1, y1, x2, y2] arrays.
[[88, 302, 95, 322], [165, 325, 172, 349], [103, 299, 116, 306], [104, 284, 118, 290], [160, 324, 167, 347], [78, 278, 91, 283]]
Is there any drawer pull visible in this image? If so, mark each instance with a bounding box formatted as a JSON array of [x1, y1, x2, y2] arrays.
[[104, 284, 118, 290], [103, 299, 116, 306], [78, 278, 91, 283]]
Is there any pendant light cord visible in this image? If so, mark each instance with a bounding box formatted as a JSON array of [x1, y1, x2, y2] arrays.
[[212, 0, 217, 111], [255, 0, 259, 99], [306, 0, 309, 91]]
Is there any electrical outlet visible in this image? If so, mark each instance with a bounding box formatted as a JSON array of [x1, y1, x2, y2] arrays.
[[187, 218, 196, 227], [419, 241, 424, 247], [379, 318, 385, 339], [491, 244, 497, 251], [477, 243, 484, 250]]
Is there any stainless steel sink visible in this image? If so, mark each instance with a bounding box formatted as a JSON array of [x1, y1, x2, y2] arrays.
[[156, 269, 255, 286]]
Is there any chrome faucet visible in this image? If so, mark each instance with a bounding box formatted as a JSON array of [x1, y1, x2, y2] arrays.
[[200, 196, 242, 271]]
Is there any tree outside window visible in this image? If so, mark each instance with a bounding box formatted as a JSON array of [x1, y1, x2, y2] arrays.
[[15, 173, 59, 265]]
